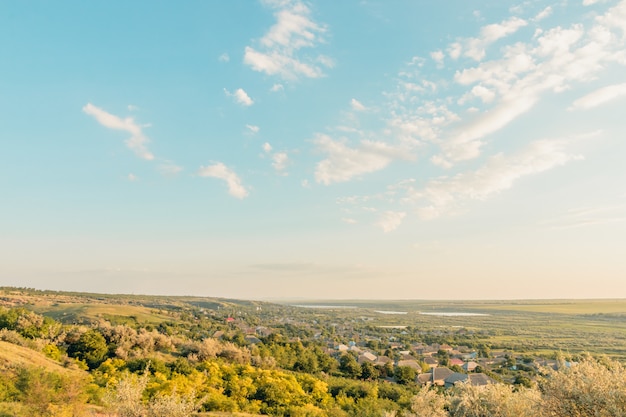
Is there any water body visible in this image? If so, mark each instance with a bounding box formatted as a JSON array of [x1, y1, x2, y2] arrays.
[[292, 305, 357, 309], [374, 310, 408, 315], [419, 311, 489, 316]]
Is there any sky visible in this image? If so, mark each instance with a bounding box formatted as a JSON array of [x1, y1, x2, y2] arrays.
[[1, 0, 626, 300]]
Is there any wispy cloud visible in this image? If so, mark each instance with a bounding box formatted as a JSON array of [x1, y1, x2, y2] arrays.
[[225, 88, 254, 106], [83, 103, 154, 160], [411, 139, 582, 219], [246, 124, 260, 134], [350, 98, 366, 111], [534, 6, 553, 21], [569, 82, 626, 110], [218, 53, 230, 63], [543, 204, 626, 229], [197, 162, 249, 199], [314, 134, 405, 185], [451, 17, 528, 61], [244, 0, 332, 80], [158, 161, 183, 177], [376, 211, 406, 232]]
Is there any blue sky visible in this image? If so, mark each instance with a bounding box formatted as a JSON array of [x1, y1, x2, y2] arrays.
[[2, 0, 626, 299]]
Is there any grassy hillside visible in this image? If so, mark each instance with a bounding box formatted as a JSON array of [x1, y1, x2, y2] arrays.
[[0, 341, 81, 375]]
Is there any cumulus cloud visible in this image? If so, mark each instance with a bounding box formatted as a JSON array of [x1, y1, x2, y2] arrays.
[[244, 0, 332, 80], [197, 162, 249, 199], [263, 142, 273, 153], [271, 83, 285, 92], [376, 211, 406, 232], [272, 152, 289, 173], [314, 134, 405, 185], [83, 103, 154, 160], [569, 82, 626, 110], [225, 88, 254, 106], [431, 50, 445, 65]]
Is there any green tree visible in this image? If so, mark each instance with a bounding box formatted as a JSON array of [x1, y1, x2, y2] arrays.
[[339, 354, 361, 379], [394, 366, 417, 385], [67, 329, 108, 369]]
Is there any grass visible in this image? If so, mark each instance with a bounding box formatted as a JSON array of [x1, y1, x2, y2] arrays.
[[30, 303, 175, 325], [0, 341, 83, 375]]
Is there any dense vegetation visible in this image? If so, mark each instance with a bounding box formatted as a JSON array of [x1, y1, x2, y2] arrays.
[[1, 288, 625, 416]]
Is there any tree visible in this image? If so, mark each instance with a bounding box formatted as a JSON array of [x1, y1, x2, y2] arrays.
[[448, 383, 540, 417], [359, 362, 379, 381], [539, 356, 626, 417], [339, 354, 361, 379], [67, 329, 108, 369], [406, 388, 448, 417], [394, 366, 417, 385]]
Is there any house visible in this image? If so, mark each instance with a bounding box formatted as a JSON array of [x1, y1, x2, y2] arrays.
[[432, 367, 455, 386], [397, 359, 421, 371], [375, 355, 393, 366], [358, 352, 377, 364], [418, 373, 433, 385], [449, 358, 464, 367], [444, 372, 469, 388], [462, 361, 479, 372], [424, 357, 439, 368], [245, 335, 261, 344], [468, 373, 495, 386]]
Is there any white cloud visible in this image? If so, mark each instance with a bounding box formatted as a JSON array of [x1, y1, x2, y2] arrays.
[[158, 161, 183, 177], [350, 98, 366, 111], [544, 204, 626, 229], [376, 211, 406, 232], [411, 139, 582, 219], [432, 2, 626, 166], [569, 82, 626, 110], [244, 1, 331, 80], [435, 94, 538, 166], [314, 134, 404, 185], [271, 83, 285, 92], [431, 50, 445, 66], [263, 142, 273, 153], [225, 88, 254, 106], [218, 53, 230, 62], [342, 217, 357, 224], [83, 103, 155, 160], [197, 162, 249, 199], [534, 6, 553, 21], [461, 17, 528, 61], [246, 124, 260, 134], [272, 152, 289, 173], [127, 173, 138, 181], [127, 104, 139, 111]]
